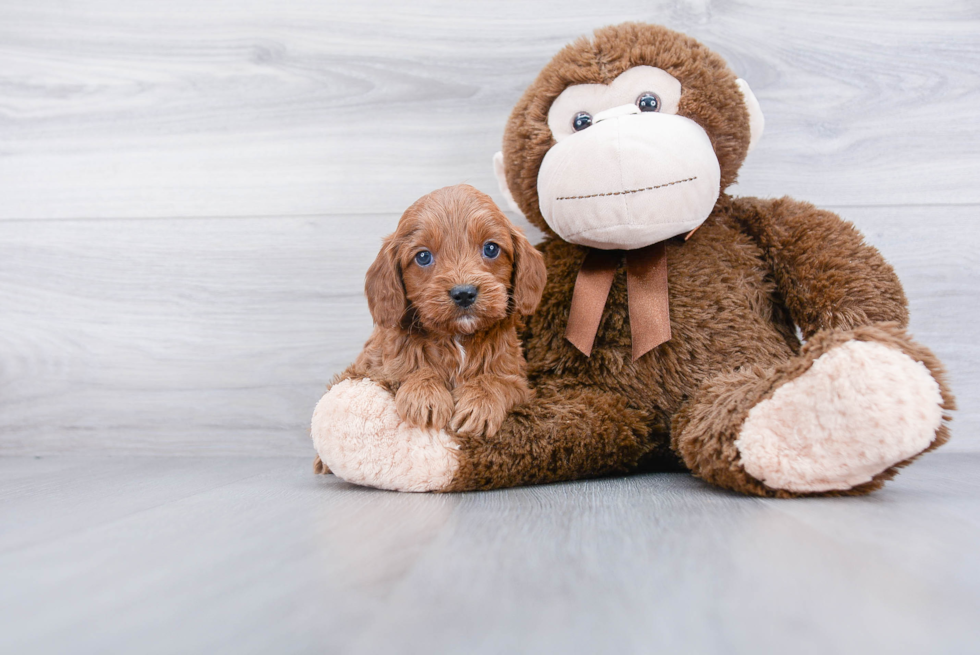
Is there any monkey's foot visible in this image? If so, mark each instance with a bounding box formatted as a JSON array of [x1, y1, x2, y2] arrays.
[[674, 325, 954, 497], [735, 339, 944, 493], [311, 378, 460, 492]]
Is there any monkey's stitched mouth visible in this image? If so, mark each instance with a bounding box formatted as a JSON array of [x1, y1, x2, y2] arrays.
[[555, 176, 697, 201]]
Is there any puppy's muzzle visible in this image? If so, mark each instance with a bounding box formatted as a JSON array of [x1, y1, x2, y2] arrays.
[[450, 285, 478, 309]]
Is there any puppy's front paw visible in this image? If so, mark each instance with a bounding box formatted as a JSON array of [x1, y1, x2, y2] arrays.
[[451, 384, 509, 437], [395, 379, 454, 430]]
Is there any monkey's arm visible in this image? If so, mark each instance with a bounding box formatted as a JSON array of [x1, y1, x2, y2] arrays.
[[730, 196, 908, 338]]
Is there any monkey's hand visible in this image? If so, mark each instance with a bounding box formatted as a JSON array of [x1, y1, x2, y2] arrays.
[[395, 371, 454, 431]]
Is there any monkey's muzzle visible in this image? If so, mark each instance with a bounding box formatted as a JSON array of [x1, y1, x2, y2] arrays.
[[537, 108, 721, 250]]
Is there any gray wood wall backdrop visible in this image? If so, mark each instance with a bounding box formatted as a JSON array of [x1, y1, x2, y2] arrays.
[[1, 0, 977, 456]]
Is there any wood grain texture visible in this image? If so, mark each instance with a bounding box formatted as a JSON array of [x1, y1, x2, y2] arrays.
[[0, 1, 978, 220], [0, 214, 388, 455], [0, 1, 977, 455], [1, 454, 978, 654]]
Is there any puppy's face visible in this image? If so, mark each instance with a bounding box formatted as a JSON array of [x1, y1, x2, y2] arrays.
[[399, 192, 513, 335], [366, 185, 546, 335]]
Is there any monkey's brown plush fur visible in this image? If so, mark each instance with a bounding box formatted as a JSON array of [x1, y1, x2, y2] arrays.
[[312, 23, 953, 496], [445, 23, 954, 495]]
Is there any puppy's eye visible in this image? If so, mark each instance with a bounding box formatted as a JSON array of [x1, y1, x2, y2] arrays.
[[572, 112, 592, 131], [636, 92, 661, 112], [414, 250, 433, 267], [482, 242, 500, 259]]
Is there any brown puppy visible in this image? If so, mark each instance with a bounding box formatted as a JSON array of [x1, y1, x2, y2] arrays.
[[346, 184, 546, 438]]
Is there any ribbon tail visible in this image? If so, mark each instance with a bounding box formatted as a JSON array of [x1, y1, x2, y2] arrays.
[[626, 242, 671, 361], [565, 249, 620, 356]]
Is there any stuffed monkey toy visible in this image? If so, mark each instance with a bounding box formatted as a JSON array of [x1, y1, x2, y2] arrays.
[[312, 22, 954, 496]]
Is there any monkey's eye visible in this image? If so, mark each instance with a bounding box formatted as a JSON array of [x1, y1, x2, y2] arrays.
[[483, 242, 500, 259], [636, 92, 661, 112], [572, 112, 592, 131], [414, 250, 433, 267]]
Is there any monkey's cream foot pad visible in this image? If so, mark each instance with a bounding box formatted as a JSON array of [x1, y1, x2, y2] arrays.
[[735, 340, 945, 493], [312, 378, 460, 492]]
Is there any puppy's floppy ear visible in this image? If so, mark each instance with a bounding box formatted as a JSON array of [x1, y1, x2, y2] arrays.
[[365, 235, 406, 328], [510, 227, 547, 315]]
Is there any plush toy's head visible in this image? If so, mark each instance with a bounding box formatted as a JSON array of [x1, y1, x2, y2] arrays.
[[494, 22, 764, 250]]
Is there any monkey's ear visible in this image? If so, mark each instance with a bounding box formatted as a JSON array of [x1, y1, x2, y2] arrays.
[[510, 227, 547, 315], [493, 152, 523, 214], [736, 79, 765, 153], [365, 236, 407, 328]]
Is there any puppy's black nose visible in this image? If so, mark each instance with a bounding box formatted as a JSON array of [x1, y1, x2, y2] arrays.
[[450, 285, 478, 308]]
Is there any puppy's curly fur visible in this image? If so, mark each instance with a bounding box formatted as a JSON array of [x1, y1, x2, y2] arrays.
[[314, 185, 546, 474]]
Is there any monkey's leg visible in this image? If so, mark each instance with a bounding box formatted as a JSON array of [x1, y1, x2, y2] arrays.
[[445, 386, 651, 491], [671, 323, 954, 497], [311, 377, 651, 492]]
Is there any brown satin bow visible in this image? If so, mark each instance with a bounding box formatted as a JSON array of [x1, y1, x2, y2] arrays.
[[565, 241, 671, 361]]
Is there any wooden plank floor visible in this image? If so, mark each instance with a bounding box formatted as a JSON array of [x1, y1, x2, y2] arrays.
[[2, 454, 979, 654]]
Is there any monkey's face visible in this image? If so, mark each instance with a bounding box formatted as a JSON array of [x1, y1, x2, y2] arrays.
[[496, 24, 764, 249], [537, 65, 721, 249]]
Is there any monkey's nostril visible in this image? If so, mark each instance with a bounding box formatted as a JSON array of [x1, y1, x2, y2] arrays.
[[449, 285, 478, 308]]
